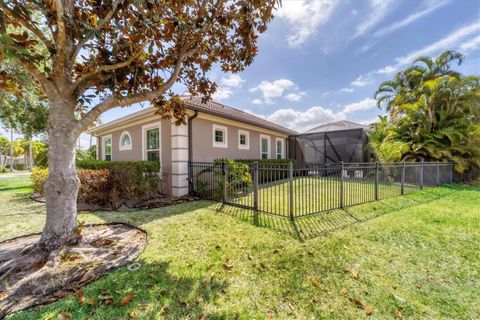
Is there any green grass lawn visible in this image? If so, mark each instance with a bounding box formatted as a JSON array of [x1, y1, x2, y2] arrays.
[[229, 176, 418, 217], [1, 176, 479, 319]]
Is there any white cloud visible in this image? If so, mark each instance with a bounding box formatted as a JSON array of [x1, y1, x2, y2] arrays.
[[212, 87, 233, 100], [213, 74, 245, 100], [267, 106, 338, 131], [376, 65, 397, 75], [250, 79, 295, 103], [285, 92, 307, 102], [220, 74, 245, 88], [245, 97, 377, 132], [251, 99, 263, 105], [338, 98, 377, 118], [353, 0, 396, 38], [459, 34, 480, 53], [338, 87, 354, 93], [374, 0, 451, 37], [395, 21, 480, 66], [351, 75, 372, 87], [276, 0, 339, 47]]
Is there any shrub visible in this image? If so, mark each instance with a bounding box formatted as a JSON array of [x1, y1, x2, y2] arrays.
[[32, 161, 160, 207], [32, 168, 48, 195], [13, 164, 26, 171], [77, 169, 110, 204]]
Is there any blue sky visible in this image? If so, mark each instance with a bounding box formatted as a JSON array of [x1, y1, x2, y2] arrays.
[[2, 0, 479, 147]]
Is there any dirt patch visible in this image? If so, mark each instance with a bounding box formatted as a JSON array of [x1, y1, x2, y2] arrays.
[[0, 223, 147, 318]]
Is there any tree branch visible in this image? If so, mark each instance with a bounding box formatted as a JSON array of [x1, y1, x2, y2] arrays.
[[53, 0, 67, 75], [70, 42, 147, 95], [0, 3, 55, 50], [76, 49, 192, 132], [70, 0, 122, 63], [15, 58, 56, 97]]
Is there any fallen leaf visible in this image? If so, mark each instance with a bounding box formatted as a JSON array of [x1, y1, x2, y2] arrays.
[[416, 284, 421, 289], [85, 297, 96, 305], [287, 301, 295, 311], [340, 287, 348, 294], [76, 289, 85, 303], [392, 284, 398, 290], [160, 305, 169, 313], [395, 309, 403, 318], [195, 296, 202, 305], [130, 310, 139, 319], [310, 279, 321, 288], [54, 291, 71, 299], [57, 312, 72, 320], [180, 300, 188, 308], [93, 237, 114, 246], [273, 248, 280, 254], [348, 297, 363, 308], [364, 305, 373, 315], [266, 311, 274, 318], [198, 314, 206, 320], [259, 262, 268, 270], [309, 298, 318, 304], [223, 263, 233, 271], [98, 294, 114, 304], [247, 254, 253, 261], [351, 270, 359, 279], [119, 294, 135, 306]]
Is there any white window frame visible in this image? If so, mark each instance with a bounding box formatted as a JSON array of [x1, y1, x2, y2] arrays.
[[119, 131, 133, 151], [101, 134, 112, 161], [212, 124, 228, 148], [276, 138, 285, 159], [238, 129, 250, 150], [260, 134, 271, 159], [142, 122, 162, 168]]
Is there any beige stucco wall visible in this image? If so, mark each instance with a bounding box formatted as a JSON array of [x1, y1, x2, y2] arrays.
[[94, 111, 289, 195], [96, 117, 173, 192], [191, 117, 287, 162]]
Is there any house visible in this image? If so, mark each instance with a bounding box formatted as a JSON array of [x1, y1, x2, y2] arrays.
[[88, 96, 296, 197]]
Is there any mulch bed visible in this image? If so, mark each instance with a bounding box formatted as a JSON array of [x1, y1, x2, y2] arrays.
[[30, 193, 200, 212], [0, 223, 147, 318]]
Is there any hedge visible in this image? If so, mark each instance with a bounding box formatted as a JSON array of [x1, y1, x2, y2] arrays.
[[33, 160, 160, 207]]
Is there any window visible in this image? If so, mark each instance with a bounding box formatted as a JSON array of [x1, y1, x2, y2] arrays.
[[260, 135, 270, 159], [142, 122, 161, 164], [212, 124, 228, 148], [102, 135, 112, 161], [276, 138, 285, 159], [238, 130, 249, 149], [119, 131, 132, 151]]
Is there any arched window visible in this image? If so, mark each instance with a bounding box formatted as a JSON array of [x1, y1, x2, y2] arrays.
[[119, 131, 132, 151]]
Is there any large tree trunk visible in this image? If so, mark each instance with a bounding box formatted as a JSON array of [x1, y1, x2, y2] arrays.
[[40, 101, 80, 250]]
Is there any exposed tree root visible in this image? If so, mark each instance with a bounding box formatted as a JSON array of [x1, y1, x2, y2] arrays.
[[0, 223, 147, 319]]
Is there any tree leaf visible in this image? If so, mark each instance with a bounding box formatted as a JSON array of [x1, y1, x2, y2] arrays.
[[310, 278, 321, 289], [223, 263, 233, 271], [364, 305, 374, 315], [57, 312, 72, 320], [119, 294, 135, 306]]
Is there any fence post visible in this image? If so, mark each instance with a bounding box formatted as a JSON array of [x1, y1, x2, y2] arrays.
[[289, 162, 294, 221], [253, 162, 259, 211], [374, 162, 379, 201], [401, 161, 406, 195], [222, 161, 227, 203], [340, 161, 344, 208], [449, 162, 453, 184], [436, 161, 440, 186], [419, 160, 424, 189]]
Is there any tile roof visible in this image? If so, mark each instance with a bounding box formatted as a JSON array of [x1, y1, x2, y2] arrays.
[[182, 96, 297, 135]]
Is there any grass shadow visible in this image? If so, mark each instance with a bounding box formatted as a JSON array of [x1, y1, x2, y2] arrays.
[[210, 187, 455, 241], [12, 260, 230, 320]]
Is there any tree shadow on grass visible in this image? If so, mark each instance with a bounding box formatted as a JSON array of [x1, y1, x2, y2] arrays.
[[209, 187, 455, 241], [12, 260, 231, 320], [84, 200, 216, 227]]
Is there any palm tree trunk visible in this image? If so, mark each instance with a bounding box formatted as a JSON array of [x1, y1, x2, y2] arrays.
[[29, 139, 33, 171], [9, 129, 14, 172]]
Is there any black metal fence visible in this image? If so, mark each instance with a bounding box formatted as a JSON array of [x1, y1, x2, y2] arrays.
[[189, 161, 453, 220]]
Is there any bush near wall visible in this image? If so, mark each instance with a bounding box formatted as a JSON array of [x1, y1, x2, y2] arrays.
[[32, 161, 160, 208]]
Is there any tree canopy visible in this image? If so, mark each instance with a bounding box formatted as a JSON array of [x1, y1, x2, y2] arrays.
[[371, 50, 480, 175]]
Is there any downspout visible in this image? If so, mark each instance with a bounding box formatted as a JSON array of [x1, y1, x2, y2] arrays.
[[187, 111, 198, 193]]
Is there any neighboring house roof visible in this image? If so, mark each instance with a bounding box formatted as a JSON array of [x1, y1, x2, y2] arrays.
[[89, 96, 297, 135], [303, 120, 368, 134]]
